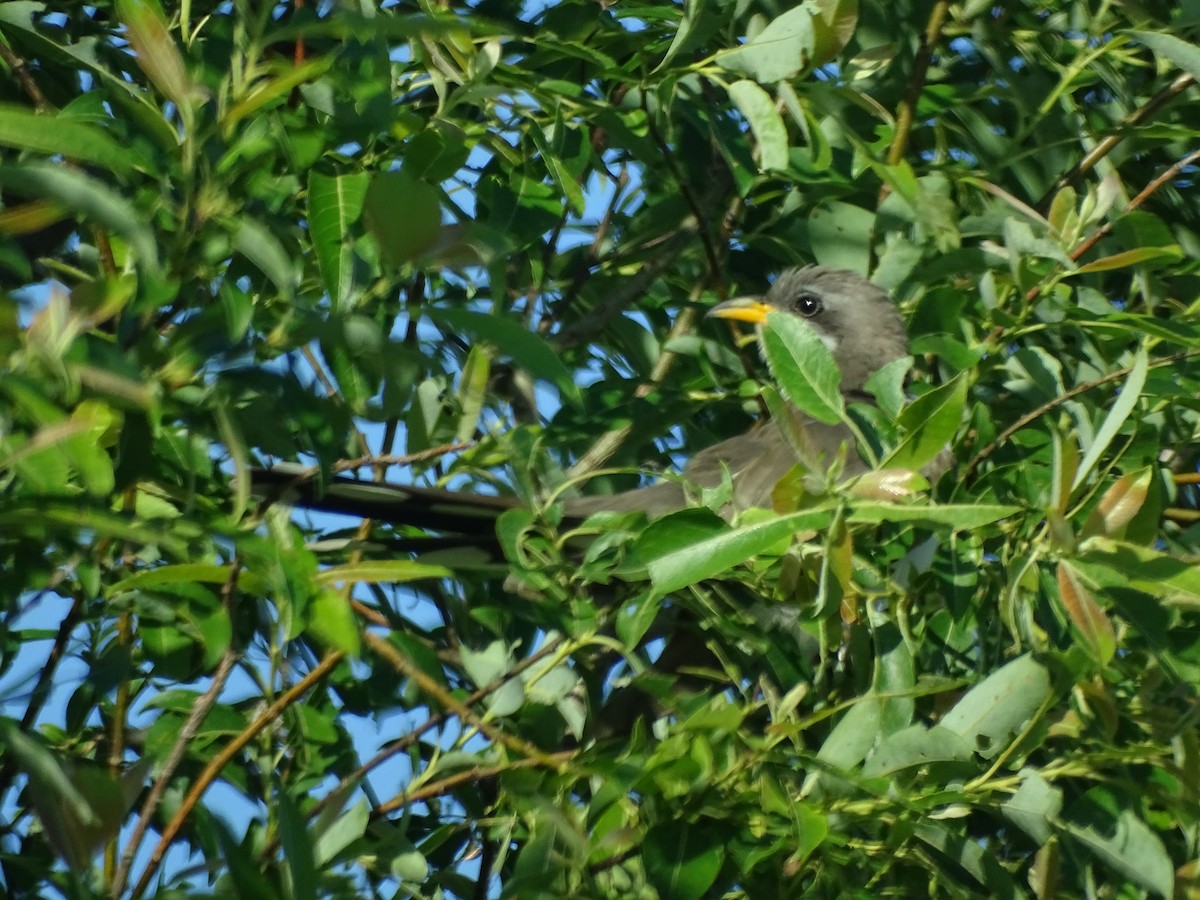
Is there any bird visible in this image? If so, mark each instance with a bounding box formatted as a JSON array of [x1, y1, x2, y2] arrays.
[[251, 266, 915, 532]]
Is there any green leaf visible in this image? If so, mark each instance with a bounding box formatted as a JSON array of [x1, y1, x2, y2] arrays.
[[644, 508, 834, 595], [1062, 788, 1174, 898], [816, 695, 880, 770], [616, 590, 665, 649], [643, 821, 726, 900], [304, 588, 361, 656], [362, 170, 442, 268], [888, 374, 966, 473], [308, 171, 369, 308], [720, 6, 817, 82], [807, 201, 874, 274], [727, 80, 789, 171], [914, 823, 1023, 898], [276, 791, 317, 900], [862, 725, 973, 778], [0, 163, 160, 271], [529, 125, 585, 216], [847, 502, 1018, 528], [1074, 538, 1200, 606], [1071, 245, 1181, 274], [313, 799, 371, 868], [1071, 347, 1147, 491], [940, 654, 1052, 758], [762, 310, 844, 424], [223, 57, 334, 136], [425, 307, 582, 407], [314, 560, 451, 585], [1131, 30, 1200, 80], [1002, 769, 1063, 844], [455, 344, 490, 443], [233, 217, 296, 300], [0, 104, 135, 174]]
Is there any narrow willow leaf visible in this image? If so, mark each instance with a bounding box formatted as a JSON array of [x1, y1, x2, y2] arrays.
[[315, 560, 452, 584], [223, 57, 334, 136], [1056, 561, 1116, 665], [847, 502, 1018, 528], [0, 104, 134, 174], [115, 0, 196, 110], [1071, 347, 1147, 491], [455, 344, 490, 443], [0, 163, 160, 271], [1071, 245, 1181, 274], [1132, 30, 1200, 80], [1080, 467, 1151, 539], [644, 508, 834, 595]]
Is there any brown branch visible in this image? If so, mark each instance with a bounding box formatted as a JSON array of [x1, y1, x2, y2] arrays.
[[301, 344, 371, 457], [0, 44, 52, 111], [332, 444, 475, 474], [1066, 145, 1200, 265], [964, 349, 1200, 478], [112, 560, 245, 897], [886, 0, 952, 167], [1038, 72, 1195, 211], [104, 608, 134, 882], [643, 97, 725, 289], [0, 580, 81, 799], [363, 632, 563, 768], [1174, 473, 1200, 486], [374, 751, 574, 814], [130, 651, 344, 900], [541, 165, 629, 333], [294, 637, 566, 838]]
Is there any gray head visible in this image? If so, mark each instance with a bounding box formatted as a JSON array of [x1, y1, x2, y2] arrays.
[[708, 266, 909, 391]]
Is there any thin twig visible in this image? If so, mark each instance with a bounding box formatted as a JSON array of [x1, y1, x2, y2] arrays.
[[643, 98, 725, 289], [258, 636, 567, 861], [886, 0, 951, 167], [374, 752, 574, 814], [363, 632, 563, 768], [541, 166, 629, 333], [0, 44, 52, 111], [1066, 146, 1200, 265], [112, 560, 245, 897], [965, 349, 1200, 478], [301, 344, 370, 457], [1038, 73, 1195, 211], [130, 651, 344, 900]]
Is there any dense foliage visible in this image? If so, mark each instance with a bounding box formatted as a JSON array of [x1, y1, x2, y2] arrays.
[[2, 0, 1200, 896]]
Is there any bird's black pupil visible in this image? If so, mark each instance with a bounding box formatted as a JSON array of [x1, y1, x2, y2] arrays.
[[797, 293, 822, 316]]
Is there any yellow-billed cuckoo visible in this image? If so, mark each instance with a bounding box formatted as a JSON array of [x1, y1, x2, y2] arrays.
[[252, 267, 913, 530]]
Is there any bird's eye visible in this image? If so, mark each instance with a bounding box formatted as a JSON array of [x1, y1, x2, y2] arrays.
[[796, 292, 823, 317]]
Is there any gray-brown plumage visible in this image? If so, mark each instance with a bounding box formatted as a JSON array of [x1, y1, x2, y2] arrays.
[[252, 267, 913, 530]]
